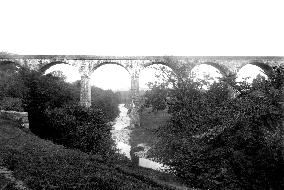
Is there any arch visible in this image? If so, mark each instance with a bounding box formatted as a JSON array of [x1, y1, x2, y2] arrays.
[[194, 62, 232, 77], [139, 63, 178, 90], [39, 61, 70, 74], [142, 61, 180, 77], [190, 63, 226, 90], [91, 61, 130, 75], [246, 61, 273, 78], [42, 62, 81, 83], [90, 62, 131, 91], [236, 63, 269, 84]]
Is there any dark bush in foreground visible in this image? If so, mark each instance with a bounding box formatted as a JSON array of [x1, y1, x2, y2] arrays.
[[20, 69, 79, 139], [45, 104, 116, 156], [0, 68, 119, 157], [149, 67, 284, 189]]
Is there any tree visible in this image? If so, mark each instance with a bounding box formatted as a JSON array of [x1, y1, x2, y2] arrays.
[[141, 64, 177, 112], [91, 87, 120, 122], [148, 66, 284, 189], [48, 70, 67, 81]]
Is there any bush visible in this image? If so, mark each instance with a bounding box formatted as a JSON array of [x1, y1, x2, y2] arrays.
[[0, 66, 28, 102], [0, 67, 120, 158], [0, 97, 24, 111], [45, 104, 116, 156], [149, 66, 284, 189], [17, 69, 80, 138], [143, 85, 169, 112], [91, 87, 120, 122]]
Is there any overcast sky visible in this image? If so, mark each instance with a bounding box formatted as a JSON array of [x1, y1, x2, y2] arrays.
[[0, 0, 283, 56]]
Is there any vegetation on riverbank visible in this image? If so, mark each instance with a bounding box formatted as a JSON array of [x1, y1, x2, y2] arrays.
[[0, 65, 121, 157], [143, 65, 284, 190]]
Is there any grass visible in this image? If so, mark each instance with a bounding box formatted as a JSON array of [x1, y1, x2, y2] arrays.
[[0, 118, 189, 190]]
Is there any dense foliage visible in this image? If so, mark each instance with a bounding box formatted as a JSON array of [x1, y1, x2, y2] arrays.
[[142, 84, 169, 112], [147, 66, 284, 189], [91, 86, 120, 122], [0, 65, 119, 156], [45, 104, 115, 156]]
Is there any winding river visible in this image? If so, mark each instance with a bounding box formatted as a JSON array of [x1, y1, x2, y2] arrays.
[[111, 104, 167, 171]]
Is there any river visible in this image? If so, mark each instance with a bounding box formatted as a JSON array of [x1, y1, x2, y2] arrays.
[[111, 104, 168, 171]]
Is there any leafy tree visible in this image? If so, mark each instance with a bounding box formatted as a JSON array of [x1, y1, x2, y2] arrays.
[[48, 70, 67, 81], [0, 64, 28, 110], [148, 66, 284, 189], [91, 87, 120, 122], [141, 65, 177, 112], [45, 104, 116, 156], [1, 66, 120, 158], [16, 68, 80, 138]]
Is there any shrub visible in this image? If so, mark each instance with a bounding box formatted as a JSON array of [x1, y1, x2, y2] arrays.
[[143, 85, 169, 112], [149, 66, 284, 189], [0, 67, 120, 158], [0, 97, 24, 111], [18, 70, 80, 138], [91, 87, 120, 122], [45, 104, 116, 156]]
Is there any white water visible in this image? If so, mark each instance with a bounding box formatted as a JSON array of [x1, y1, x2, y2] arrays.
[[111, 104, 168, 171]]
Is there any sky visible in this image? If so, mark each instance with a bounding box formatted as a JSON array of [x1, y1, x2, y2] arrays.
[[0, 0, 283, 56]]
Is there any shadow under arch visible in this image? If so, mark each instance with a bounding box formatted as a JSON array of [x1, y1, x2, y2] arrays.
[[39, 61, 72, 74], [91, 61, 131, 76], [142, 61, 180, 77]]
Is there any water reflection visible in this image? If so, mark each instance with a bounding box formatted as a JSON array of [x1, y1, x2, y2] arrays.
[[111, 104, 168, 171]]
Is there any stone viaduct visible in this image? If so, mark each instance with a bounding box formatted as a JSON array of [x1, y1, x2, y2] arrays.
[[1, 55, 284, 126]]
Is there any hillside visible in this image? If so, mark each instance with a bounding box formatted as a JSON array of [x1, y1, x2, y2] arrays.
[[0, 118, 191, 190]]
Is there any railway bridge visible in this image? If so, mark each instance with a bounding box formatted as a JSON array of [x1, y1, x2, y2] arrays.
[[1, 55, 284, 126]]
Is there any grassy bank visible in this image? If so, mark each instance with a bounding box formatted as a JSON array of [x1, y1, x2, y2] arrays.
[[0, 118, 190, 190]]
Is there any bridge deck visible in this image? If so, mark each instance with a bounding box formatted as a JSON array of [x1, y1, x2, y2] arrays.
[[1, 55, 283, 61]]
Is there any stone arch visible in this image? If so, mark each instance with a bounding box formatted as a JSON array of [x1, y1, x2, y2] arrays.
[[139, 62, 179, 91], [91, 61, 130, 75], [244, 61, 273, 78], [38, 61, 71, 74], [90, 61, 132, 92], [192, 62, 232, 77], [142, 61, 180, 77]]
